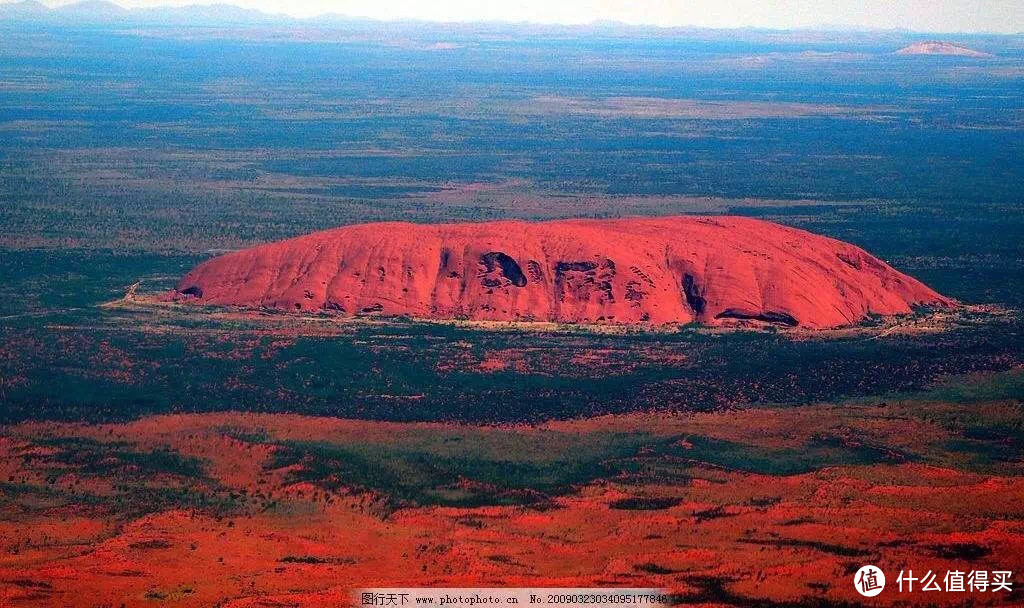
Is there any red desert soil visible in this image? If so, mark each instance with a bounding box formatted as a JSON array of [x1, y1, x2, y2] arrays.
[[173, 216, 953, 329], [2, 410, 1023, 607]]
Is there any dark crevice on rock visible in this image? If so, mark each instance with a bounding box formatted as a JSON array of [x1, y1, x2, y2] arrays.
[[715, 309, 799, 327], [525, 260, 543, 281], [323, 300, 345, 313], [555, 261, 598, 274], [480, 252, 527, 287], [682, 274, 706, 314]]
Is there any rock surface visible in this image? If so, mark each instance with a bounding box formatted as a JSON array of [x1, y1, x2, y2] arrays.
[[895, 41, 992, 57], [173, 216, 954, 329]]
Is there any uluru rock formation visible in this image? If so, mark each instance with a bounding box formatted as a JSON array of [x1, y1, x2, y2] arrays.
[[895, 41, 992, 58], [173, 216, 954, 329]]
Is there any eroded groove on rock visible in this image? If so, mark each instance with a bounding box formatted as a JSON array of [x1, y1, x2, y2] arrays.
[[480, 252, 528, 287], [715, 309, 800, 327], [682, 274, 706, 315]]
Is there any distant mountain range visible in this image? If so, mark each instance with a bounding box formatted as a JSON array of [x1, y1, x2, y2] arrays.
[[0, 0, 285, 25], [0, 0, 1019, 44]]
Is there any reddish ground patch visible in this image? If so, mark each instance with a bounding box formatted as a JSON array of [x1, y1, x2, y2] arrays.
[[2, 408, 1022, 607]]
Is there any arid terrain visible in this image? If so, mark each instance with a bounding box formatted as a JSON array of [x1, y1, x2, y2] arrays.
[[2, 299, 1023, 606], [2, 6, 1023, 607], [3, 377, 1024, 606]]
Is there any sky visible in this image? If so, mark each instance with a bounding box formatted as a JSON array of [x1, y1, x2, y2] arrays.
[[23, 0, 1024, 33]]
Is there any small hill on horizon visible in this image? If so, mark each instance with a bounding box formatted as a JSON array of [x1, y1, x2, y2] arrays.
[[895, 41, 993, 57]]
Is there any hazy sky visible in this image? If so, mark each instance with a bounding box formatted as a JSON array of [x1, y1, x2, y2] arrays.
[[29, 0, 1024, 33]]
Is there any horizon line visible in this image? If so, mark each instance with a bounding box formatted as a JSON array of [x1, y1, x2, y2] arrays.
[[2, 0, 1022, 36]]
